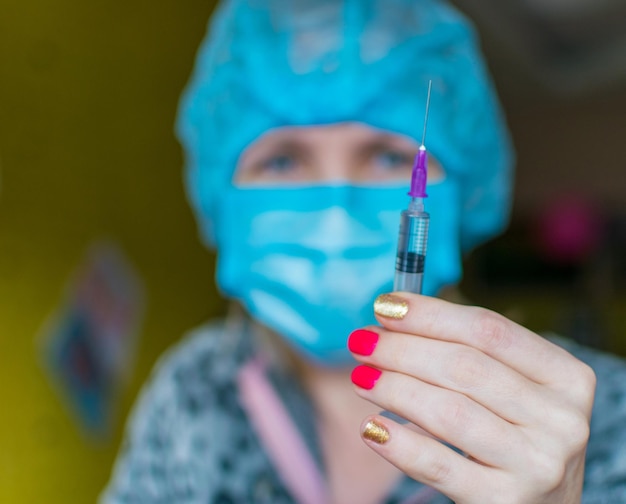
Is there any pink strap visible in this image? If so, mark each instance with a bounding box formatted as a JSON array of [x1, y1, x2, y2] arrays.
[[238, 357, 440, 504], [237, 358, 328, 504]]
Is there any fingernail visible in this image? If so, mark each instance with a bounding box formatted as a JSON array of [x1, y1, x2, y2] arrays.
[[348, 329, 379, 356], [374, 293, 409, 320], [351, 365, 382, 390], [362, 419, 390, 444]]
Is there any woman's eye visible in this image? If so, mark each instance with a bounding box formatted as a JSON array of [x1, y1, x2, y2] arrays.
[[236, 148, 312, 184], [374, 150, 414, 171], [259, 154, 297, 174]]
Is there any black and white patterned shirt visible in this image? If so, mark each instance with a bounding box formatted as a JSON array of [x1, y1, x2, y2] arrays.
[[100, 320, 626, 503]]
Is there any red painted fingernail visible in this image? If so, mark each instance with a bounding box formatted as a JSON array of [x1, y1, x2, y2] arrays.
[[348, 329, 379, 356], [351, 365, 382, 390]]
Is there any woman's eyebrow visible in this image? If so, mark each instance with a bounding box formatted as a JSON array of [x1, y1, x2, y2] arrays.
[[353, 135, 418, 155], [268, 137, 309, 152], [243, 137, 309, 164]]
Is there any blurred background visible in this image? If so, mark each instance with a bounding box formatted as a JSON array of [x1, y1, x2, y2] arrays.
[[0, 0, 624, 501]]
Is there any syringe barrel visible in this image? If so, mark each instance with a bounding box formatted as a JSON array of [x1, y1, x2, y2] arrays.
[[393, 208, 429, 294]]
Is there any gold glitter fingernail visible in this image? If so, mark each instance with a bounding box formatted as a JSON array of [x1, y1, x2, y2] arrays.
[[362, 420, 390, 444], [374, 294, 409, 319]]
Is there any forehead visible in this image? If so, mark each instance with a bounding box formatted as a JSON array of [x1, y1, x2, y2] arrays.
[[242, 122, 420, 151]]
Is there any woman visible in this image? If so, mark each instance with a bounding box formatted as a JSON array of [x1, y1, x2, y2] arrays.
[[101, 0, 626, 502]]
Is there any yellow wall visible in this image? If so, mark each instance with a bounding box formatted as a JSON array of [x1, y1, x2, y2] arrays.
[[0, 1, 222, 501]]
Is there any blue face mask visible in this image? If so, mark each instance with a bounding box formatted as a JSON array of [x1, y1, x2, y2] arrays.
[[214, 181, 462, 366]]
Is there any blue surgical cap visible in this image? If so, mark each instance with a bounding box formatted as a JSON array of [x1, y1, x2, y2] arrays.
[[176, 0, 515, 252]]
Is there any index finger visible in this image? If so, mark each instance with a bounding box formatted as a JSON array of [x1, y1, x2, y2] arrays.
[[372, 292, 581, 386]]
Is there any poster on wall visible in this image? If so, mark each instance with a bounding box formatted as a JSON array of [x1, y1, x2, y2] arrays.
[[39, 241, 145, 439]]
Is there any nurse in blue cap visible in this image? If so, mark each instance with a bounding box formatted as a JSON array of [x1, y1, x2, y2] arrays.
[[101, 0, 626, 502]]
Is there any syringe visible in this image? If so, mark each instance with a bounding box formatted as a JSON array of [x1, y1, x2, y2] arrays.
[[393, 81, 432, 294]]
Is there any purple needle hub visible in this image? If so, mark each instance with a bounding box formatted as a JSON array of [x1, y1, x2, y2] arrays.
[[408, 146, 428, 198]]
